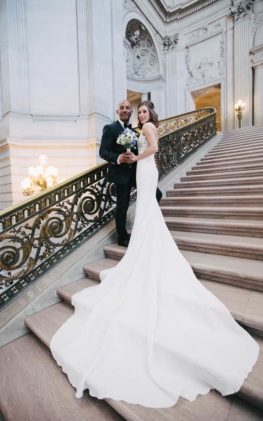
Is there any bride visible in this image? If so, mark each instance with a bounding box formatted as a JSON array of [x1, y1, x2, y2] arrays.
[[50, 101, 259, 408]]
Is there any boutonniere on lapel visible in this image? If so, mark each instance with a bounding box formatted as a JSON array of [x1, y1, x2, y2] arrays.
[[117, 128, 138, 152]]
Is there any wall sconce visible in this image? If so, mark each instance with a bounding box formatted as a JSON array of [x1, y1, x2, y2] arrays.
[[21, 154, 58, 196], [234, 100, 245, 129]]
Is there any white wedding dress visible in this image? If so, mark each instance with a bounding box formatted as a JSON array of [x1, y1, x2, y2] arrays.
[[51, 125, 259, 408]]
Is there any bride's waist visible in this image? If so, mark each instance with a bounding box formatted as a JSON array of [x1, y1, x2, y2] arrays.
[[138, 151, 155, 160]]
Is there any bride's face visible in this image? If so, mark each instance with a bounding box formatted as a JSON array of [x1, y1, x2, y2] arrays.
[[138, 105, 150, 125]]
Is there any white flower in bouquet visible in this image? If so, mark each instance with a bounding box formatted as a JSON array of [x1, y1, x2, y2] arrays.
[[117, 128, 138, 152]]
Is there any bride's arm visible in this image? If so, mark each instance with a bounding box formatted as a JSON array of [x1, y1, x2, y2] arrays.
[[135, 123, 158, 162]]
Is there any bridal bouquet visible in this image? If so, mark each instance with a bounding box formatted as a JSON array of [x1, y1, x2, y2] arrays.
[[117, 128, 137, 152]]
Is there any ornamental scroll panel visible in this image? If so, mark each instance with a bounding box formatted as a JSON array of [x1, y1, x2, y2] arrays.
[[0, 108, 216, 309]]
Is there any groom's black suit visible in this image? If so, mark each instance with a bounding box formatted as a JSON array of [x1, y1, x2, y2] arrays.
[[99, 120, 162, 241]]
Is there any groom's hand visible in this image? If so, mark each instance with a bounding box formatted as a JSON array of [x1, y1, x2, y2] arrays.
[[119, 151, 134, 164]]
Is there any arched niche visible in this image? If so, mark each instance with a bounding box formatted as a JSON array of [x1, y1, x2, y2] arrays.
[[125, 19, 160, 80]]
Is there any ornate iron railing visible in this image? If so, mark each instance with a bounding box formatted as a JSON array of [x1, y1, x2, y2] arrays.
[[0, 107, 216, 309], [157, 107, 216, 177]]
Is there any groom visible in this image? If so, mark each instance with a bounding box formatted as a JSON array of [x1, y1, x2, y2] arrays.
[[99, 99, 162, 247]]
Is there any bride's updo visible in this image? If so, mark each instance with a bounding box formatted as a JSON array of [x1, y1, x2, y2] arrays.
[[138, 100, 159, 129]]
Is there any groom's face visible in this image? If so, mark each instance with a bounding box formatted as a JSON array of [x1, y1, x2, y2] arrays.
[[117, 100, 132, 123]]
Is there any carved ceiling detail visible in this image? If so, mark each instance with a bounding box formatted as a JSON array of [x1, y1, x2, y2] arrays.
[[147, 0, 219, 22]]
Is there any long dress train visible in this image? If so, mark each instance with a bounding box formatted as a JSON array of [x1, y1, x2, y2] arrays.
[[50, 129, 259, 408]]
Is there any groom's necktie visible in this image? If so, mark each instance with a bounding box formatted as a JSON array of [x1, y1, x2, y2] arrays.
[[124, 123, 132, 129]]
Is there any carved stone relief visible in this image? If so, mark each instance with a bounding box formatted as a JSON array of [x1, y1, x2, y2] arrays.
[[252, 0, 263, 48], [229, 0, 255, 21], [185, 34, 224, 87], [162, 34, 178, 51], [125, 19, 160, 80]]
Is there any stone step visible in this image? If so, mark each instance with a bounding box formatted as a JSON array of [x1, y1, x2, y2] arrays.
[[101, 244, 263, 291], [175, 177, 263, 188], [189, 163, 263, 174], [195, 158, 263, 169], [210, 141, 263, 154], [224, 126, 262, 134], [24, 301, 263, 414], [164, 216, 263, 238], [161, 205, 263, 220], [0, 334, 121, 421], [167, 185, 263, 196], [170, 230, 263, 261], [208, 137, 263, 153], [183, 169, 263, 181], [205, 148, 263, 160], [58, 275, 263, 338], [220, 133, 263, 142], [220, 134, 263, 143], [201, 153, 263, 164], [161, 195, 263, 207]]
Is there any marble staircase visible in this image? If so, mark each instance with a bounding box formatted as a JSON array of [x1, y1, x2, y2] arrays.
[[1, 126, 263, 420]]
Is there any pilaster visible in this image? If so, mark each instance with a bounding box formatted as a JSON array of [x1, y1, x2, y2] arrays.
[[234, 16, 252, 127], [7, 0, 30, 113], [76, 0, 89, 115]]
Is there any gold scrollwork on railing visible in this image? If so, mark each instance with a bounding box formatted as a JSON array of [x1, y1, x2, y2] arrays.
[[0, 107, 216, 309]]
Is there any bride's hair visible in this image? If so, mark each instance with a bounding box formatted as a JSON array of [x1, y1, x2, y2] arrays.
[[138, 100, 159, 129]]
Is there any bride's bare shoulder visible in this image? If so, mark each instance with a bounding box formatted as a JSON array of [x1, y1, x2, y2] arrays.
[[142, 123, 158, 142], [142, 122, 158, 134]]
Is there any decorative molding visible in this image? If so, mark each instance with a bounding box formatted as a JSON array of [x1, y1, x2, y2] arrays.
[[147, 0, 219, 22], [162, 34, 178, 51], [229, 0, 255, 21], [125, 19, 160, 80], [123, 0, 137, 12], [186, 19, 225, 45]]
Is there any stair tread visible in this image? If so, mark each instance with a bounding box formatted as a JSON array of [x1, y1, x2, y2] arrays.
[[161, 205, 263, 212], [196, 158, 263, 166], [211, 143, 263, 152], [1, 333, 261, 421], [183, 168, 263, 180], [190, 165, 263, 173], [102, 243, 263, 281], [171, 230, 263, 248], [164, 216, 263, 227], [202, 152, 263, 159], [0, 334, 121, 421], [169, 184, 263, 191], [24, 293, 263, 412], [163, 194, 263, 200], [59, 275, 263, 338], [182, 250, 263, 279], [177, 176, 263, 185]]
